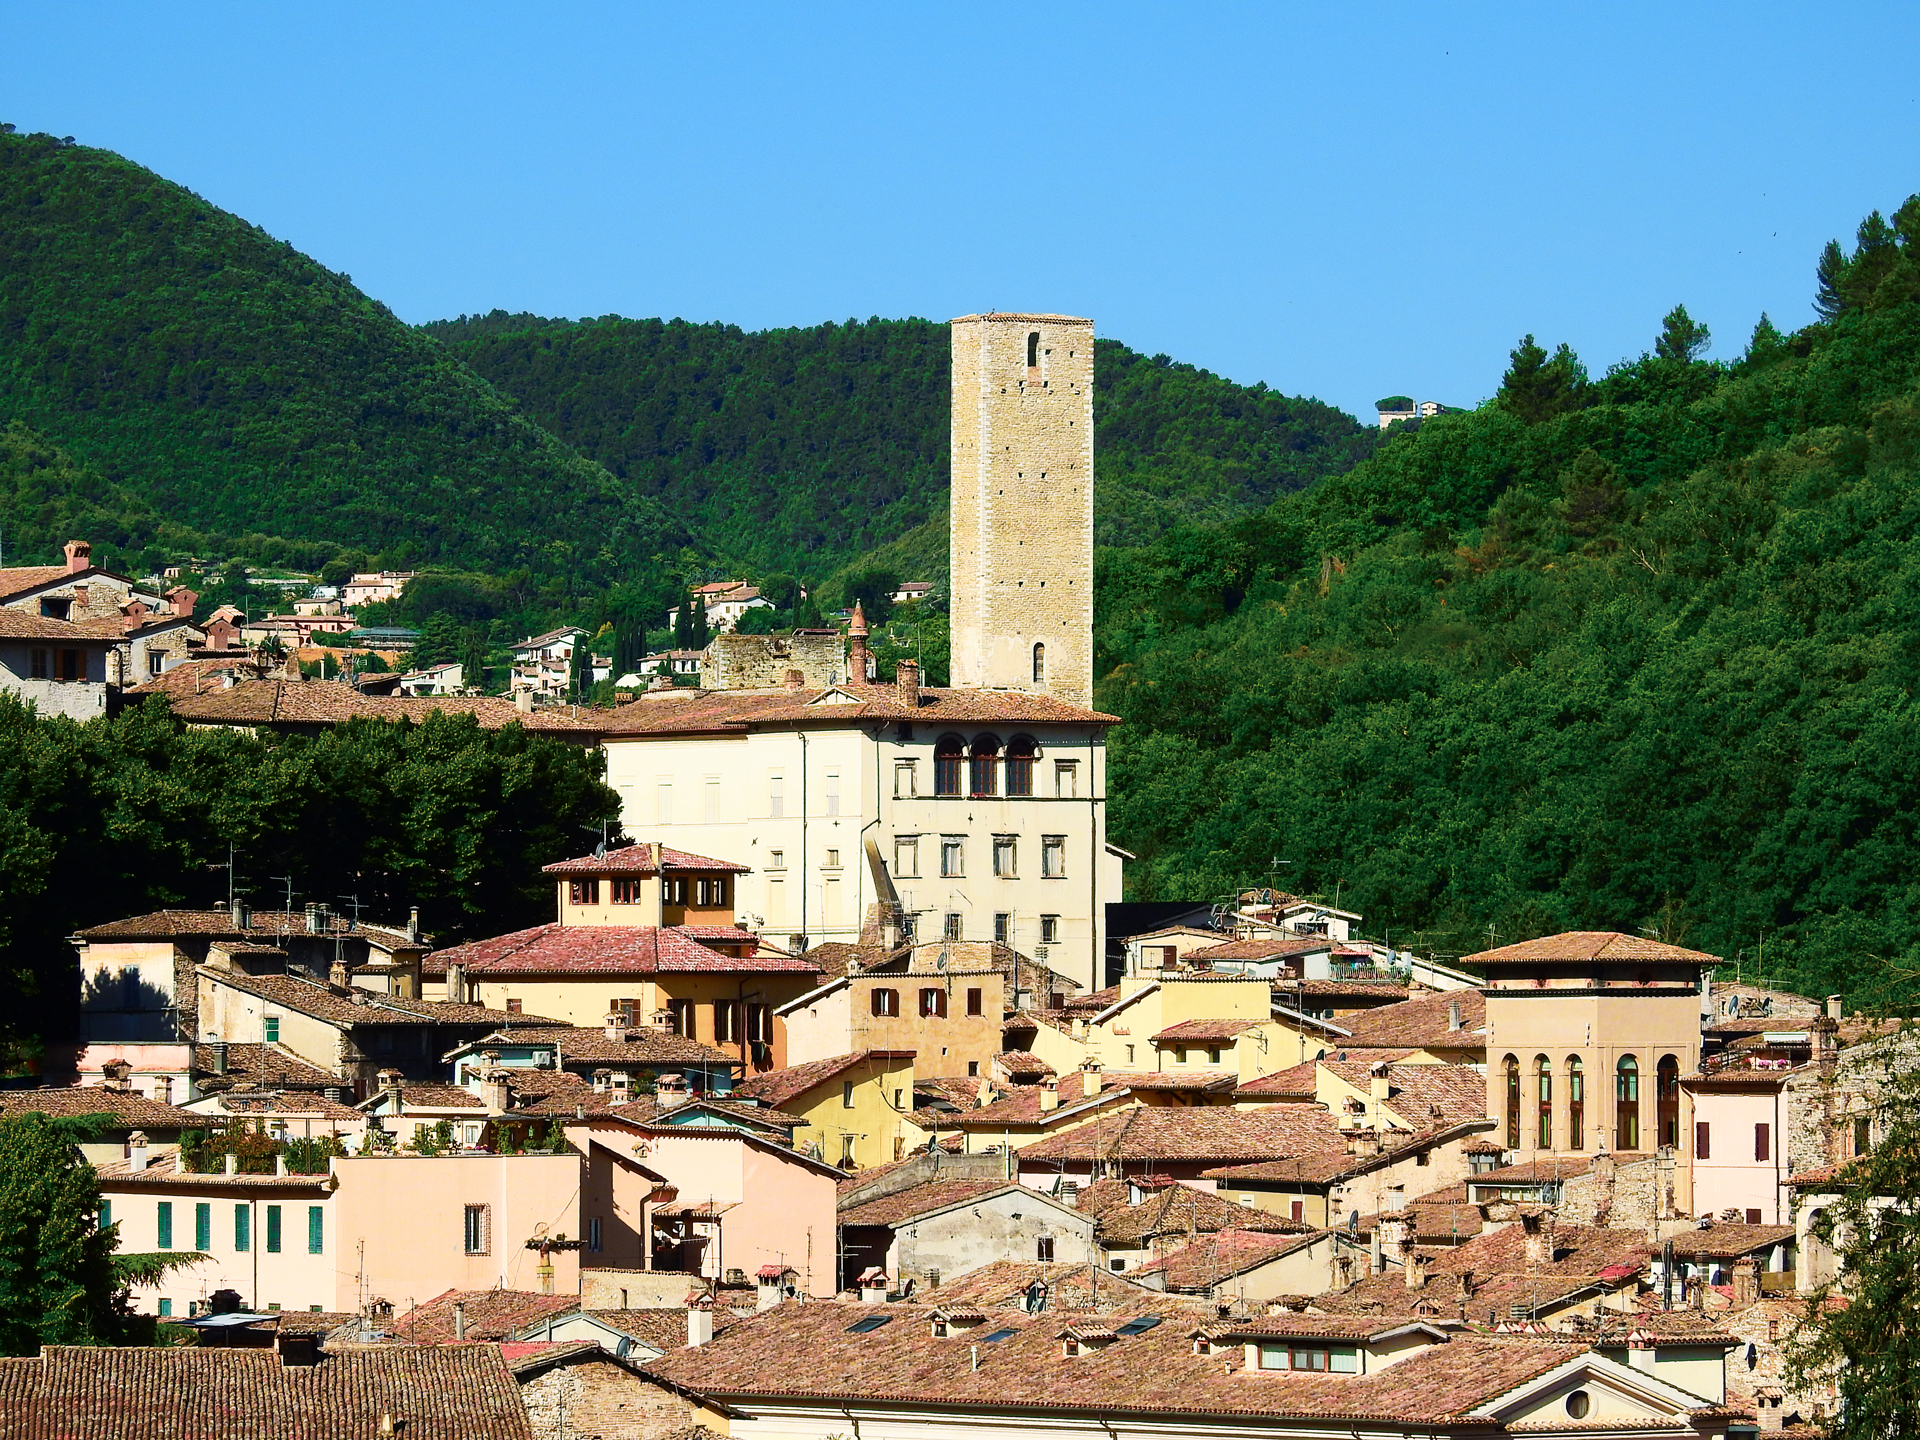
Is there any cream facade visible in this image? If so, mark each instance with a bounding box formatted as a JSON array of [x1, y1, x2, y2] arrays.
[[601, 716, 1119, 991]]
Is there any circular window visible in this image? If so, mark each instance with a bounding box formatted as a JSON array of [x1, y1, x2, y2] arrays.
[[1565, 1391, 1592, 1419]]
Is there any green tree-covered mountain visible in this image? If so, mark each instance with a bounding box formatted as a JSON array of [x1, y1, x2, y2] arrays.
[[1097, 197, 1920, 1006], [423, 313, 1376, 571], [0, 129, 688, 580]]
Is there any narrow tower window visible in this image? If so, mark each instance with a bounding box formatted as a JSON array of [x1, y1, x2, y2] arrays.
[[1033, 642, 1046, 683], [1027, 331, 1040, 368]]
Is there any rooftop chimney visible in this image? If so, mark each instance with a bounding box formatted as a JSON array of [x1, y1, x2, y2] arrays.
[[480, 1069, 512, 1115], [102, 1058, 133, 1091], [167, 586, 197, 618], [1369, 1062, 1392, 1106], [1447, 1000, 1462, 1032], [1080, 1059, 1102, 1100], [453, 1301, 467, 1342], [846, 601, 875, 682], [445, 963, 466, 1005], [230, 897, 251, 930], [378, 1068, 403, 1095], [407, 906, 419, 944], [276, 1331, 319, 1366], [655, 1072, 690, 1110], [687, 1296, 715, 1346], [1731, 1256, 1760, 1310], [1038, 1078, 1059, 1113], [896, 658, 921, 708], [592, 1068, 612, 1094], [515, 686, 533, 714], [1404, 1248, 1428, 1289], [64, 540, 91, 574], [205, 1038, 229, 1074], [605, 1012, 624, 1042], [1826, 994, 1844, 1022], [1521, 1213, 1551, 1270], [304, 903, 324, 935], [127, 1130, 150, 1172]]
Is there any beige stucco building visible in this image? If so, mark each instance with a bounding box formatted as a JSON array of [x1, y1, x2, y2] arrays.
[[1473, 932, 1713, 1214]]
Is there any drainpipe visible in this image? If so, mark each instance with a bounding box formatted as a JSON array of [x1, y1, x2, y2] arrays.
[[799, 731, 809, 947], [1087, 727, 1099, 993]]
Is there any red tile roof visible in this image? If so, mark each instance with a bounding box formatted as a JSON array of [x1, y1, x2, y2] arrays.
[[1016, 1104, 1341, 1166], [0, 1343, 533, 1439], [599, 683, 1118, 737], [208, 971, 553, 1028], [1466, 931, 1720, 966], [1152, 1018, 1266, 1042], [1075, 1179, 1308, 1245], [733, 1050, 915, 1110], [426, 923, 814, 976], [194, 1042, 342, 1090], [77, 908, 423, 947], [543, 844, 750, 876], [457, 1025, 735, 1067], [641, 1299, 1588, 1423], [392, 1288, 581, 1343], [1665, 1223, 1797, 1258], [1184, 937, 1331, 962], [1135, 1228, 1326, 1289], [839, 1179, 1013, 1227], [1338, 990, 1486, 1050], [0, 1087, 202, 1129]]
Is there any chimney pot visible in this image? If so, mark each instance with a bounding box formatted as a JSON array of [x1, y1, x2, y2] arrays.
[[1447, 1000, 1462, 1031], [206, 1038, 229, 1075], [231, 898, 251, 930], [896, 658, 921, 708], [1826, 994, 1844, 1022], [127, 1130, 150, 1172], [453, 1301, 467, 1342], [445, 963, 466, 1004], [605, 1013, 622, 1041], [1038, 1078, 1059, 1112], [64, 540, 91, 574], [687, 1298, 715, 1346]]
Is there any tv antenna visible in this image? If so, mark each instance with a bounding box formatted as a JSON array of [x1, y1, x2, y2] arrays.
[[337, 893, 366, 931], [270, 876, 298, 917]]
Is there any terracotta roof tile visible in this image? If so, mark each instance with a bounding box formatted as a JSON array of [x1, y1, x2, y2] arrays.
[[78, 908, 423, 947], [642, 1299, 1587, 1423], [1466, 931, 1720, 966], [460, 1025, 735, 1067], [1184, 937, 1331, 962], [0, 1343, 533, 1439], [0, 1087, 201, 1128], [208, 971, 552, 1029], [1016, 1104, 1341, 1166], [0, 563, 78, 599], [1075, 1179, 1308, 1245], [194, 1042, 342, 1090], [1152, 1018, 1266, 1042], [733, 1050, 914, 1110], [1665, 1224, 1796, 1258], [425, 924, 812, 977], [599, 683, 1117, 736], [95, 1152, 334, 1190], [1136, 1228, 1327, 1289], [839, 1179, 1013, 1227], [393, 1288, 582, 1344], [921, 1260, 1190, 1313], [1339, 990, 1486, 1050], [542, 844, 750, 876]]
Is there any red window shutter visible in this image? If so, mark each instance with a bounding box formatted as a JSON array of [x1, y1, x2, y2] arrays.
[[1289, 1201, 1304, 1223], [1755, 1123, 1770, 1162], [1695, 1122, 1710, 1159]]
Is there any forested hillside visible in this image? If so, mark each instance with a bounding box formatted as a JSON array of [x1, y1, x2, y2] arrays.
[[0, 130, 688, 582], [424, 313, 1375, 570], [1099, 197, 1920, 1006]]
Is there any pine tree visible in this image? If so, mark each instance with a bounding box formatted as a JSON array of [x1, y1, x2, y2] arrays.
[[1653, 304, 1711, 363], [1497, 335, 1588, 424], [0, 1112, 131, 1354], [459, 628, 488, 692], [1815, 239, 1850, 320], [689, 601, 710, 651]]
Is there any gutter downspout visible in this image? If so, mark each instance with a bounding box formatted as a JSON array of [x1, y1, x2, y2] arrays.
[[1087, 727, 1099, 994], [799, 731, 809, 948]]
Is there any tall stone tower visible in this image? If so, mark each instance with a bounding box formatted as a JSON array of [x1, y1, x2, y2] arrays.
[[948, 313, 1095, 706]]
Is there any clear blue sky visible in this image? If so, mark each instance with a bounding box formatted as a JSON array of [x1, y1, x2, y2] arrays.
[[5, 3, 1918, 420]]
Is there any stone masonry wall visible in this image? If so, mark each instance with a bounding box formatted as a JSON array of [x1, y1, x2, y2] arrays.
[[704, 630, 842, 691], [519, 1357, 712, 1440], [949, 314, 1095, 707]]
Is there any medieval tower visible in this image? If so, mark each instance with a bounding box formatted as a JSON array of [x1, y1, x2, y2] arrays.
[[948, 312, 1095, 707]]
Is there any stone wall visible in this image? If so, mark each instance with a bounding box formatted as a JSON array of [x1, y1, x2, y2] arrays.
[[949, 313, 1095, 707], [518, 1355, 716, 1440], [1784, 1029, 1920, 1176], [704, 630, 842, 691], [1558, 1152, 1674, 1230]]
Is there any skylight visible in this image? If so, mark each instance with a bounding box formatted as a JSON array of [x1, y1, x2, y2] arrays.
[[980, 1327, 1019, 1343], [846, 1315, 892, 1334], [1115, 1315, 1163, 1336]]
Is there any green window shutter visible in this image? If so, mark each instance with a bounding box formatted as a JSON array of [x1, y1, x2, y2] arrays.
[[266, 1205, 282, 1253], [235, 1204, 250, 1252], [195, 1203, 211, 1252], [308, 1206, 324, 1255], [264, 1016, 280, 1042], [156, 1201, 173, 1250], [98, 1199, 112, 1231]]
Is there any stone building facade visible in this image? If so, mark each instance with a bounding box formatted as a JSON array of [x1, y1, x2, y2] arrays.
[[948, 313, 1095, 708]]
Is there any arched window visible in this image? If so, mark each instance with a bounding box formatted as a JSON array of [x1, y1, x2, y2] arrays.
[[969, 734, 1000, 797], [1004, 735, 1037, 797], [1032, 642, 1046, 684], [1027, 331, 1040, 369], [1657, 1054, 1681, 1149], [1616, 1055, 1640, 1151], [1503, 1056, 1520, 1150], [934, 734, 965, 796], [1567, 1057, 1584, 1150], [1536, 1056, 1553, 1150]]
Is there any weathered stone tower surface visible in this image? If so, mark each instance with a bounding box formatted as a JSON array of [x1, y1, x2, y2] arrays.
[[948, 312, 1095, 707]]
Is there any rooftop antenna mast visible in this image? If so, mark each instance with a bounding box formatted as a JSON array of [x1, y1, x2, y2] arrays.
[[338, 893, 365, 931], [271, 876, 297, 919]]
